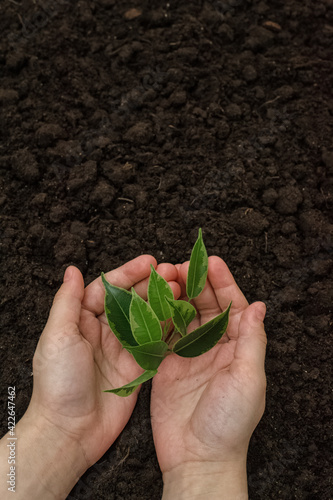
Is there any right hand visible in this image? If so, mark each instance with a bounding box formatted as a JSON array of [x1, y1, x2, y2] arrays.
[[150, 257, 267, 498]]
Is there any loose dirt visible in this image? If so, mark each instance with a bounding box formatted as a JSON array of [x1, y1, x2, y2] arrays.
[[0, 1, 332, 498]]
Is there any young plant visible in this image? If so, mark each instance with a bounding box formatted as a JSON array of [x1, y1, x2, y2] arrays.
[[102, 228, 231, 396]]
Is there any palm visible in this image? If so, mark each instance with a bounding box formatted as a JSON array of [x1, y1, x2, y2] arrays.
[[151, 257, 267, 473], [70, 313, 142, 466]]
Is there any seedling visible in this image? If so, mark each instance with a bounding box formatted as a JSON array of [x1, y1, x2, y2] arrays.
[[102, 229, 231, 396]]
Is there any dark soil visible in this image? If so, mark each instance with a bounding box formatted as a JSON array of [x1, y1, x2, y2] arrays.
[[1, 0, 332, 498]]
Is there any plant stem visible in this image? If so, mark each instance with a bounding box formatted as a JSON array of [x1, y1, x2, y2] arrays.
[[162, 320, 174, 343], [166, 329, 177, 346]]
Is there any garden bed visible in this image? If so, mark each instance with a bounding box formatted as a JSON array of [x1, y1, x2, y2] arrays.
[[0, 1, 332, 498]]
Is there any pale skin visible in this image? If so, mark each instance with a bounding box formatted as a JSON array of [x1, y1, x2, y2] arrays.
[[0, 255, 267, 500], [0, 256, 180, 499], [152, 257, 267, 499]]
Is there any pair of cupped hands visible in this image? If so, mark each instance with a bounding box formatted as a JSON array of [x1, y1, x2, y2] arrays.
[[23, 255, 267, 498]]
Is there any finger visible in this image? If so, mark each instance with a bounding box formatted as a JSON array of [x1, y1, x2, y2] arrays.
[[156, 263, 179, 280], [169, 281, 181, 300], [45, 266, 84, 333], [234, 302, 267, 369], [175, 263, 187, 297], [207, 256, 249, 315], [83, 255, 157, 315]]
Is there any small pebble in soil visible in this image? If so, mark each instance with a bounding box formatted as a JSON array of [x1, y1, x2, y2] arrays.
[[124, 8, 142, 20]]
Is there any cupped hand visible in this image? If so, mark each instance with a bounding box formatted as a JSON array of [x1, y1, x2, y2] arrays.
[[26, 256, 180, 470], [151, 256, 267, 478]]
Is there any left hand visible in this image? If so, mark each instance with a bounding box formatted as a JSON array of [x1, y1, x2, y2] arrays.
[[28, 256, 180, 468]]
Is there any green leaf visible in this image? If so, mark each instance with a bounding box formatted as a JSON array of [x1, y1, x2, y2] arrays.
[[172, 303, 231, 357], [104, 369, 157, 397], [165, 297, 196, 337], [186, 228, 208, 300], [126, 341, 168, 370], [130, 288, 162, 344], [102, 273, 138, 347], [148, 265, 174, 321]]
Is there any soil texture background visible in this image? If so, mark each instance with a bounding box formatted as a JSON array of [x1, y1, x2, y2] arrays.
[[0, 0, 332, 499]]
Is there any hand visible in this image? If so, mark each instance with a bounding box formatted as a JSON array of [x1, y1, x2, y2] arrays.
[[0, 256, 180, 499], [31, 256, 179, 462], [150, 256, 267, 499]]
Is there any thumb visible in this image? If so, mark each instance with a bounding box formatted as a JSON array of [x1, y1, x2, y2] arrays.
[[45, 266, 85, 333], [234, 302, 267, 369]]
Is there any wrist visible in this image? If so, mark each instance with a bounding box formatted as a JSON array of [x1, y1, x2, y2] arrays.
[[10, 410, 88, 499], [162, 459, 248, 500]]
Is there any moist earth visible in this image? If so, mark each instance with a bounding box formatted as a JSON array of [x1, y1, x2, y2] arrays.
[[0, 1, 332, 499]]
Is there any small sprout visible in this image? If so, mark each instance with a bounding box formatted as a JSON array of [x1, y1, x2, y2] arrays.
[[102, 228, 231, 396]]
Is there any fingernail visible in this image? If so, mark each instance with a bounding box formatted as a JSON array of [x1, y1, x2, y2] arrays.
[[255, 302, 266, 322], [63, 267, 73, 282]]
